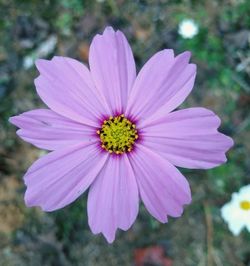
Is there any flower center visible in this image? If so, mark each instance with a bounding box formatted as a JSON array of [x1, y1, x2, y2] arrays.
[[240, 200, 250, 211], [97, 114, 138, 154]]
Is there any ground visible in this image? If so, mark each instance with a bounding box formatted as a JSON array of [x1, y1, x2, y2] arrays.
[[0, 0, 250, 265]]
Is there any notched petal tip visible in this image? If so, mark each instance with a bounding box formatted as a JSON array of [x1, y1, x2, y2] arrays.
[[162, 49, 175, 58], [34, 75, 42, 86], [185, 193, 192, 205], [182, 50, 192, 59], [8, 115, 19, 126], [24, 189, 35, 208], [35, 56, 66, 70], [9, 115, 31, 130], [119, 221, 135, 232], [156, 215, 168, 224], [24, 190, 55, 212], [35, 58, 50, 72], [103, 26, 115, 34], [226, 136, 234, 149], [51, 55, 64, 61], [16, 129, 23, 137], [104, 233, 116, 244], [35, 56, 61, 74], [91, 27, 116, 46], [202, 107, 222, 128], [176, 50, 192, 64], [88, 224, 116, 244], [189, 63, 197, 73]]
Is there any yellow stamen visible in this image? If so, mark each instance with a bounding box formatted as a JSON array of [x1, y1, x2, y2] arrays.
[[240, 200, 250, 211], [98, 115, 138, 154]]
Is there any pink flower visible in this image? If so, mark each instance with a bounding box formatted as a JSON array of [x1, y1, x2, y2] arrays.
[[9, 27, 233, 243]]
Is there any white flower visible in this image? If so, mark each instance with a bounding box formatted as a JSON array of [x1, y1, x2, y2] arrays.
[[178, 19, 199, 39], [221, 184, 250, 235]]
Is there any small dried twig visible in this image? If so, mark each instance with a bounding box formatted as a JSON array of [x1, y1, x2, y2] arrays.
[[204, 202, 214, 266]]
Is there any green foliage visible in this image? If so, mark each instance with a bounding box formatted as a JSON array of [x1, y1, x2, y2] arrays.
[[55, 13, 73, 35], [222, 1, 250, 28], [52, 196, 88, 243], [207, 161, 244, 196]]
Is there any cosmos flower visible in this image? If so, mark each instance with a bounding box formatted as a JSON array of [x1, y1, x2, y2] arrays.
[[10, 27, 233, 243], [178, 19, 199, 39], [221, 185, 250, 236]]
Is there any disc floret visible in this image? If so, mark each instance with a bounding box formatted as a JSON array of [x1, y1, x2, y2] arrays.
[[240, 200, 250, 211], [97, 114, 138, 154]]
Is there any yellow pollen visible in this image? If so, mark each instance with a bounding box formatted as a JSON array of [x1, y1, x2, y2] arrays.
[[240, 200, 250, 211], [98, 114, 138, 154]]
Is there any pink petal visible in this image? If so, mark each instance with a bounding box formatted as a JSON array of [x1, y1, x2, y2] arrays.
[[24, 143, 108, 211], [126, 50, 196, 124], [87, 155, 139, 243], [129, 144, 191, 223], [141, 108, 234, 169], [9, 109, 95, 150], [35, 56, 108, 127], [89, 27, 136, 114]]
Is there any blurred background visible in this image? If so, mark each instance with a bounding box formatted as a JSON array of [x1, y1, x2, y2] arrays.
[[0, 0, 249, 265]]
